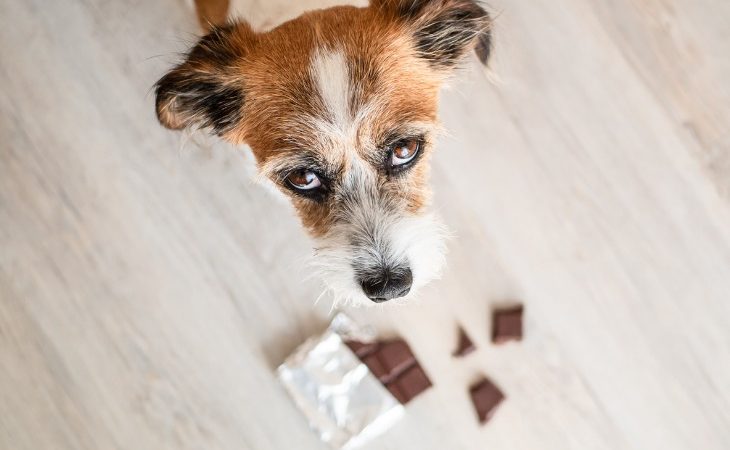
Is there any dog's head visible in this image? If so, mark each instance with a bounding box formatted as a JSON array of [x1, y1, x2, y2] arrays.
[[155, 0, 492, 304]]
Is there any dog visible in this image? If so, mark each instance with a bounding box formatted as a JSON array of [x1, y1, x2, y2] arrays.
[[155, 0, 492, 304]]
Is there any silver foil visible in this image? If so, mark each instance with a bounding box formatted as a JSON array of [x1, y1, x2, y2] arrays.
[[278, 314, 403, 449]]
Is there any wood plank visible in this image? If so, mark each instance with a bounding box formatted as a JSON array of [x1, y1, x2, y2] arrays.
[[1, 0, 729, 449]]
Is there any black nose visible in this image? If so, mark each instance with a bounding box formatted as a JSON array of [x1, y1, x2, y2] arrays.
[[359, 268, 413, 303]]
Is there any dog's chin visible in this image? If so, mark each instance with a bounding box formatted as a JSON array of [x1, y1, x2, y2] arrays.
[[309, 212, 449, 307]]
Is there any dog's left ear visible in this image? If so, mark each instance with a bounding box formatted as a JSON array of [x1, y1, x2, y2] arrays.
[[374, 0, 493, 68], [155, 22, 255, 136]]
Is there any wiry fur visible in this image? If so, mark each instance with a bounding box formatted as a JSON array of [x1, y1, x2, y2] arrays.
[[156, 0, 493, 305], [309, 161, 448, 306]]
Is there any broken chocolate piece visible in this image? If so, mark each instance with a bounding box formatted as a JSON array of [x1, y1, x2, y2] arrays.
[[388, 364, 432, 404], [470, 377, 505, 424], [453, 327, 476, 357], [491, 305, 524, 344]]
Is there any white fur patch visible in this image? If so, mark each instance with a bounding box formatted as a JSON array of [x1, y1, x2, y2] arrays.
[[310, 49, 351, 130]]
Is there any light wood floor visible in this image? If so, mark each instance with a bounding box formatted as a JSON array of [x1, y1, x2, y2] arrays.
[[2, 0, 730, 449]]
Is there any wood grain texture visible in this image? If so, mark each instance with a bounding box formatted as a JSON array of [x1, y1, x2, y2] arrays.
[[1, 0, 729, 449]]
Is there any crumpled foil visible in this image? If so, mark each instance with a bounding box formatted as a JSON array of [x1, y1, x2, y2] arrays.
[[278, 314, 403, 449]]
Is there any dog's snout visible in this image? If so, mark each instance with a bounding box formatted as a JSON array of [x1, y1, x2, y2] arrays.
[[359, 268, 413, 303]]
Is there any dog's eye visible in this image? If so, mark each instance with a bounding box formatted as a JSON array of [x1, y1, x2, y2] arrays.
[[391, 139, 420, 166], [286, 169, 322, 191]]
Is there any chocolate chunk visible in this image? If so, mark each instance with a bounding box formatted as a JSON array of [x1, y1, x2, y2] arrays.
[[469, 377, 505, 424], [345, 340, 379, 358], [453, 327, 476, 357], [491, 305, 524, 344], [387, 364, 432, 404]]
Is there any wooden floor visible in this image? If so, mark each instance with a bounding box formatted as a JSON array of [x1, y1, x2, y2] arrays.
[[2, 0, 730, 449]]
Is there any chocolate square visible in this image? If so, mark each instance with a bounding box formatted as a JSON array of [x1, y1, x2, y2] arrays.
[[453, 327, 476, 357], [469, 377, 505, 424], [491, 305, 524, 344]]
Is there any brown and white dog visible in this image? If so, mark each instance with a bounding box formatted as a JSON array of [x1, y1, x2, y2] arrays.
[[155, 0, 492, 304]]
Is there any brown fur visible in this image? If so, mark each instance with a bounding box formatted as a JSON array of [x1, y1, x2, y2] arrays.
[[219, 7, 443, 234]]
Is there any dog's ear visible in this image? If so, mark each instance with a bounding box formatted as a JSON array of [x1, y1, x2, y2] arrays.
[[155, 22, 255, 135], [373, 0, 492, 68]]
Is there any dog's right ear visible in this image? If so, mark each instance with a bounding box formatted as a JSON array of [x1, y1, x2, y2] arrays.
[[155, 22, 255, 136], [373, 0, 493, 68]]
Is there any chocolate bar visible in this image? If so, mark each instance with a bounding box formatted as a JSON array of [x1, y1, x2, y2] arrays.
[[346, 338, 432, 404], [491, 305, 524, 344], [469, 377, 505, 424]]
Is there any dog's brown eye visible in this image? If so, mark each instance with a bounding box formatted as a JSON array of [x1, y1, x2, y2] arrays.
[[286, 170, 321, 191], [391, 139, 420, 166]]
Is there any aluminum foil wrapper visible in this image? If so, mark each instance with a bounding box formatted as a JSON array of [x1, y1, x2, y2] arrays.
[[278, 314, 403, 449]]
